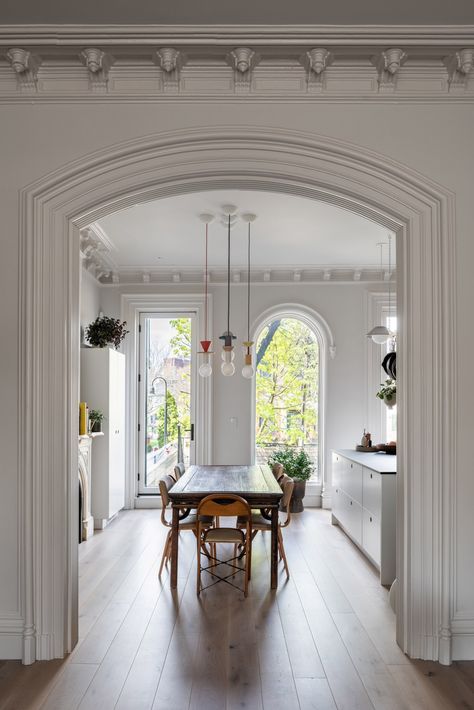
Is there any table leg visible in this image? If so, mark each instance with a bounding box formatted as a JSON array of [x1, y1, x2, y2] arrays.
[[170, 505, 179, 589], [271, 506, 278, 589]]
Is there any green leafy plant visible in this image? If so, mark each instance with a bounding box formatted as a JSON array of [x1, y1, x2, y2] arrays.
[[85, 316, 129, 349], [89, 409, 105, 426], [376, 378, 396, 402], [268, 446, 313, 481]]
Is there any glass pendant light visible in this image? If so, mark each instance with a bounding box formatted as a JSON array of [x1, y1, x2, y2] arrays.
[[198, 213, 214, 378], [219, 207, 237, 376], [367, 236, 393, 344], [241, 213, 256, 378]]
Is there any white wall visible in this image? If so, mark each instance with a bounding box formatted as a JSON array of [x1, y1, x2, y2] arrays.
[[0, 99, 473, 657], [80, 268, 101, 337]]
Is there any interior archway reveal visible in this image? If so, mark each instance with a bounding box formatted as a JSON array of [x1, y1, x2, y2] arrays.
[[19, 126, 456, 665]]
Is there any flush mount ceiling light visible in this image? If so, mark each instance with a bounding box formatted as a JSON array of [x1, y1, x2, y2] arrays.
[[198, 212, 214, 378], [367, 234, 394, 344]]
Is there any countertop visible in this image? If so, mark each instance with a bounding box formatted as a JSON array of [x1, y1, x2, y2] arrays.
[[334, 449, 397, 474]]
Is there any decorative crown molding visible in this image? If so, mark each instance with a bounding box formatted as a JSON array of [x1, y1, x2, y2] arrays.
[[444, 48, 474, 90], [372, 48, 407, 91], [6, 47, 41, 90], [155, 47, 185, 92], [80, 47, 114, 91], [227, 47, 259, 92]]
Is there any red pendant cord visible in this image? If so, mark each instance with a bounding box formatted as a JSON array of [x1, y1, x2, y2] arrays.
[[204, 223, 208, 341]]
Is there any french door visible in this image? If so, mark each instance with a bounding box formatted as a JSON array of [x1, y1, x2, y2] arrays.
[[138, 312, 196, 495]]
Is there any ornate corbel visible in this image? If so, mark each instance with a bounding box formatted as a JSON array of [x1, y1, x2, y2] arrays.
[[80, 48, 114, 92], [6, 48, 41, 91], [155, 48, 185, 92], [302, 48, 333, 92], [227, 47, 259, 93], [371, 48, 407, 92], [444, 49, 474, 91]]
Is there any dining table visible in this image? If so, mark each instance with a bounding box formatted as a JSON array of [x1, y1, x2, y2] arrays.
[[168, 464, 283, 589]]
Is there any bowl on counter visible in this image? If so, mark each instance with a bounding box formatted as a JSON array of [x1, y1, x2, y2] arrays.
[[376, 444, 397, 455]]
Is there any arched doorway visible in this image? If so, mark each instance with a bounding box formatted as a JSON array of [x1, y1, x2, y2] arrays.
[[19, 127, 456, 664]]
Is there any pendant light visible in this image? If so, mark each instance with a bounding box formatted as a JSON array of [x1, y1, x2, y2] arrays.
[[367, 236, 393, 344], [219, 206, 237, 376], [198, 213, 214, 378], [241, 213, 257, 378]]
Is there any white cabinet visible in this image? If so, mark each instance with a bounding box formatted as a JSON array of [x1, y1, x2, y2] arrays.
[[81, 348, 126, 528], [331, 450, 396, 586]]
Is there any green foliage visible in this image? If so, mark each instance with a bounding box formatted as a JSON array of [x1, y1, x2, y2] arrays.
[[156, 391, 179, 448], [88, 409, 105, 424], [86, 316, 129, 349], [268, 447, 313, 481], [376, 378, 396, 401], [169, 318, 192, 359], [255, 318, 318, 447]]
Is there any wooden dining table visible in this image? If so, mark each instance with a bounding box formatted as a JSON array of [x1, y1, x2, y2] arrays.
[[168, 464, 283, 589]]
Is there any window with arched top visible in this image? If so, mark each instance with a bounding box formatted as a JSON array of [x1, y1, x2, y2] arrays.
[[254, 316, 320, 480]]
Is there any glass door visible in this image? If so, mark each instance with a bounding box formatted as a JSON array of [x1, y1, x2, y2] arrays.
[[138, 313, 195, 495]]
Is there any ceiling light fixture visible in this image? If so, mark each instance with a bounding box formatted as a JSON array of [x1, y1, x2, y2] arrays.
[[198, 213, 214, 378], [219, 205, 238, 376], [241, 213, 257, 379], [367, 235, 394, 344]]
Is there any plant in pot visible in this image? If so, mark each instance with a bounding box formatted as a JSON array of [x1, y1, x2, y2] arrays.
[[89, 409, 105, 433], [376, 378, 396, 408], [85, 315, 129, 349], [268, 446, 313, 513]]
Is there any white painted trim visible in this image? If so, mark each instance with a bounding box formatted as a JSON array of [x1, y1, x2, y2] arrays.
[[18, 125, 456, 665], [0, 615, 24, 659], [121, 293, 213, 508], [249, 303, 333, 505]]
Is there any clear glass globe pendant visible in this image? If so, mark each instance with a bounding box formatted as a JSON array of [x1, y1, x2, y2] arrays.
[[220, 332, 236, 376], [198, 339, 213, 378], [242, 341, 255, 379]]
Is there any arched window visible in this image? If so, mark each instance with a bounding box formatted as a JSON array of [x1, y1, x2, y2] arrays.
[[253, 309, 331, 481]]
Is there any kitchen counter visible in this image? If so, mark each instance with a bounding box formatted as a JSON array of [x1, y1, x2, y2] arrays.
[[334, 449, 396, 474]]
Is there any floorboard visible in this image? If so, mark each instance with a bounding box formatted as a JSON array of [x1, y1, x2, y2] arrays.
[[0, 508, 472, 710]]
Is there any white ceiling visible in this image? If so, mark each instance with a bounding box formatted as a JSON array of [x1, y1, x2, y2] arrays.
[[2, 0, 474, 24], [95, 190, 394, 271]]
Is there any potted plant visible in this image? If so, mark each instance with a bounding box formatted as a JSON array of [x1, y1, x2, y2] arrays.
[[268, 446, 313, 513], [376, 378, 397, 408], [89, 409, 105, 433], [85, 315, 129, 349]]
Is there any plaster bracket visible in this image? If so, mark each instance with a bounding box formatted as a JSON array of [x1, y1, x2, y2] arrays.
[[371, 48, 407, 92], [227, 47, 259, 93], [302, 48, 333, 92], [80, 48, 114, 92], [444, 49, 474, 91], [6, 48, 41, 91], [155, 48, 185, 92]]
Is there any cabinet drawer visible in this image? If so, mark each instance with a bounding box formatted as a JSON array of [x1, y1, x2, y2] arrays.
[[332, 485, 342, 518], [363, 467, 382, 517], [332, 453, 344, 488], [343, 460, 363, 505], [344, 495, 363, 545], [362, 508, 381, 566]]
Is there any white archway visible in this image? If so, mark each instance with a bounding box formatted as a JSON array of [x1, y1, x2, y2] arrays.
[[19, 126, 456, 665], [250, 303, 335, 502]]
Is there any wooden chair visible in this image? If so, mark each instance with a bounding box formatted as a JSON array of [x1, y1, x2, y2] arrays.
[[158, 475, 214, 577], [272, 462, 285, 482], [196, 494, 252, 597], [237, 474, 294, 579], [173, 462, 186, 480]]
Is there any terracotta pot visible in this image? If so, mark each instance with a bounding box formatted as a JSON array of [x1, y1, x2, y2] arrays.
[[289, 478, 306, 513]]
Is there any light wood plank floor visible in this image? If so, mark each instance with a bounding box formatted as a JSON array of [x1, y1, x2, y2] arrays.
[[1, 509, 474, 710]]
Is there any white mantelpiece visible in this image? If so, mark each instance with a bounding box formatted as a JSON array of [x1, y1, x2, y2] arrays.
[[78, 434, 102, 540]]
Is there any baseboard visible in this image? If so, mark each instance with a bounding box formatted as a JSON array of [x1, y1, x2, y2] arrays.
[[451, 615, 474, 660], [0, 615, 24, 660], [304, 494, 322, 508]]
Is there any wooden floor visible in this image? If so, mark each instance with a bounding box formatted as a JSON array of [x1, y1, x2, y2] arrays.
[[1, 509, 474, 710]]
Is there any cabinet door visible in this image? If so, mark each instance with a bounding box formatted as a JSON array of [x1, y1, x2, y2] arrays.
[[346, 497, 363, 545], [332, 453, 344, 488], [363, 467, 382, 517], [343, 460, 363, 505], [332, 483, 342, 519], [362, 508, 381, 566]]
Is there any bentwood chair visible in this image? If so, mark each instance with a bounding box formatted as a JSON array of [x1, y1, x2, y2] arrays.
[[158, 475, 214, 577], [196, 494, 252, 597], [173, 462, 186, 480], [237, 474, 294, 579], [272, 463, 285, 482]]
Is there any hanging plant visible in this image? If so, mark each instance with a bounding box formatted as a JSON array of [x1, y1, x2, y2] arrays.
[[85, 316, 129, 349], [376, 378, 396, 408]]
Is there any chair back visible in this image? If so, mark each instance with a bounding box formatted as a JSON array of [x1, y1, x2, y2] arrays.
[[159, 475, 175, 526], [279, 475, 294, 525], [197, 493, 251, 520], [173, 462, 185, 480], [272, 463, 285, 482]]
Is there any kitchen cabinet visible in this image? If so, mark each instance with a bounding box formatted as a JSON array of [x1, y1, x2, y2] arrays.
[[332, 449, 396, 586]]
